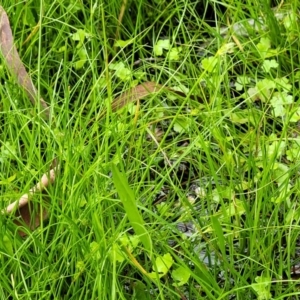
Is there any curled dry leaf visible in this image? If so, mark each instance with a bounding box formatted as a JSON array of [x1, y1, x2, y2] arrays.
[[0, 6, 49, 119], [3, 167, 58, 236]]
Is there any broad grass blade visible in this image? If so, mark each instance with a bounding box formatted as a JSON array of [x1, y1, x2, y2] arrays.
[[112, 164, 152, 254]]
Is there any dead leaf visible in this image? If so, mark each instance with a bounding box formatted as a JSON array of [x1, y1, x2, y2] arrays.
[[112, 81, 163, 110], [3, 167, 57, 236], [0, 6, 49, 119]]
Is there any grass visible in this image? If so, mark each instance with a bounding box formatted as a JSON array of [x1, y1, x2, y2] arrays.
[[1, 0, 300, 299]]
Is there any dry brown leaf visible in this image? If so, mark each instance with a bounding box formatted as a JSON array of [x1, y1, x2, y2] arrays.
[[112, 81, 163, 111], [3, 167, 57, 236], [0, 6, 49, 119]]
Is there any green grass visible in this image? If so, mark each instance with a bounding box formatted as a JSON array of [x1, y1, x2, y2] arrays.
[[1, 0, 300, 299]]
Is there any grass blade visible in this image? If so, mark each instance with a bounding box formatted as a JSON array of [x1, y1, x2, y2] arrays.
[[112, 164, 152, 254]]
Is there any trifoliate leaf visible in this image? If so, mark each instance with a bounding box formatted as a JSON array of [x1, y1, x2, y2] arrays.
[[0, 142, 17, 164], [290, 107, 300, 122], [230, 112, 250, 124], [120, 234, 140, 252], [283, 13, 297, 30], [110, 243, 125, 263], [116, 67, 131, 81], [286, 143, 300, 161], [267, 139, 286, 158], [246, 87, 260, 101]]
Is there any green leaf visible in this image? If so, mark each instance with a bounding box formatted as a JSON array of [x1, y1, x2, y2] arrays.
[[154, 39, 170, 56], [251, 274, 272, 300], [74, 48, 87, 69], [112, 165, 152, 254], [72, 29, 89, 48], [120, 234, 140, 252], [235, 76, 251, 91], [133, 281, 150, 299], [274, 77, 292, 92], [213, 199, 245, 221], [211, 216, 226, 256], [201, 56, 218, 73], [257, 37, 271, 59], [155, 253, 173, 274], [2, 234, 13, 256], [114, 38, 134, 48], [286, 143, 300, 161], [262, 59, 278, 72], [0, 142, 17, 164], [255, 79, 276, 101], [270, 92, 293, 117], [149, 253, 174, 278], [0, 174, 16, 185], [230, 112, 250, 124], [110, 243, 125, 263], [283, 13, 297, 30], [173, 117, 191, 133], [216, 42, 235, 56], [289, 107, 300, 122], [168, 47, 182, 61], [109, 62, 131, 81], [172, 266, 190, 286]]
